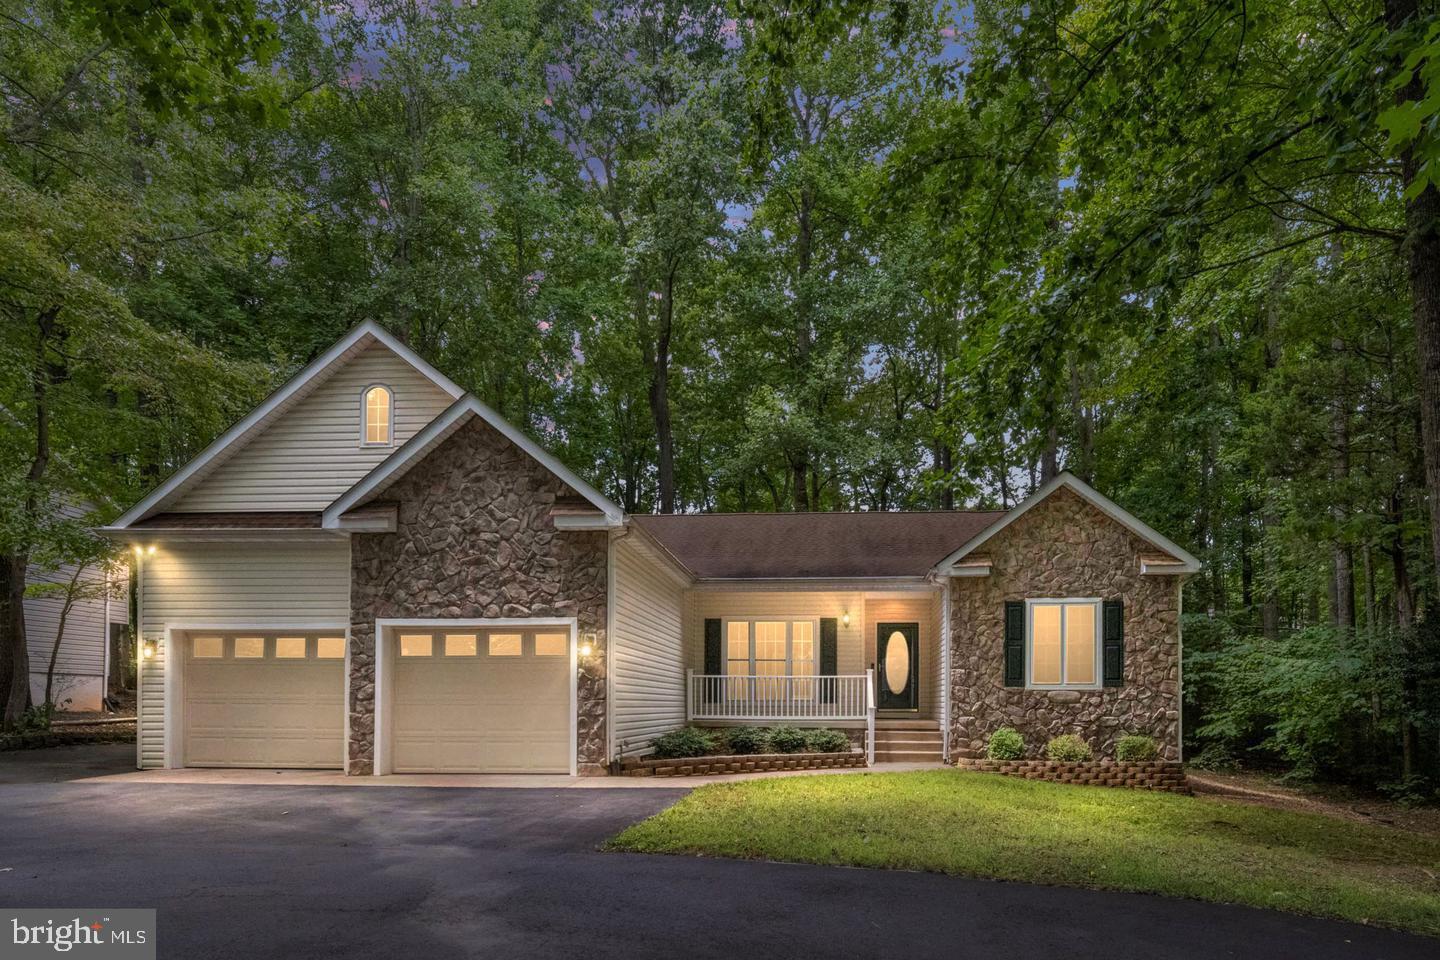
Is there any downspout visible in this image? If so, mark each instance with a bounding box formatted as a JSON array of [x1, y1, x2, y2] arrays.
[[940, 576, 952, 763]]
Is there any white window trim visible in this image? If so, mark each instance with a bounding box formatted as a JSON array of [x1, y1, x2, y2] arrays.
[[1025, 598, 1103, 690], [720, 617, 821, 676], [360, 383, 394, 448]]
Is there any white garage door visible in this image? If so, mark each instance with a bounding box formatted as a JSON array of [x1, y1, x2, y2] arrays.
[[392, 627, 571, 773], [183, 634, 345, 768]]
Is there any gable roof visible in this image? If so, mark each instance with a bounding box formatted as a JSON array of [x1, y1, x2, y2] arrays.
[[110, 321, 464, 529], [631, 511, 1005, 580], [322, 396, 624, 528], [933, 472, 1201, 575]]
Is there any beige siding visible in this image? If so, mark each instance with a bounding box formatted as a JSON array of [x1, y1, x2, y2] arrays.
[[685, 590, 868, 676], [610, 537, 688, 756], [25, 562, 122, 711], [174, 343, 455, 512], [865, 596, 940, 719], [136, 540, 350, 768]]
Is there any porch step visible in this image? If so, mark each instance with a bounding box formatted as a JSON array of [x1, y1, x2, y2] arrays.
[[874, 748, 945, 763], [874, 719, 941, 731], [872, 724, 944, 763]]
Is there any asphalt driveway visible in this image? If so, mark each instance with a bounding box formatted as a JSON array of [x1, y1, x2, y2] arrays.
[[0, 746, 1433, 959]]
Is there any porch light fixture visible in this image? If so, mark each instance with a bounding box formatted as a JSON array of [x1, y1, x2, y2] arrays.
[[841, 612, 851, 627], [142, 640, 157, 660], [578, 632, 597, 658]]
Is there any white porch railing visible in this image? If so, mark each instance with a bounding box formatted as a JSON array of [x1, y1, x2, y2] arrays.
[[686, 669, 877, 764]]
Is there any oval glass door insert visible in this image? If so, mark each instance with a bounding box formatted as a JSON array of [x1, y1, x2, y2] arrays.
[[884, 630, 909, 695]]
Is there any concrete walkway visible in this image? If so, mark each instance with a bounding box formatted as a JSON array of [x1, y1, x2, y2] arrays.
[[1, 743, 943, 788]]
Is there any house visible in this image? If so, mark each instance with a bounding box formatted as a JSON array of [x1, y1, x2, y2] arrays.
[[26, 503, 128, 712], [102, 321, 1198, 775]]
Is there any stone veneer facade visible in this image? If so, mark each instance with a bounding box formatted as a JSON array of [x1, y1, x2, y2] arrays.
[[949, 486, 1183, 761], [347, 417, 609, 775]]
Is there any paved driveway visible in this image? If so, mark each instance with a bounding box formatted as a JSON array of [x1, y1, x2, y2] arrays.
[[0, 746, 1432, 959]]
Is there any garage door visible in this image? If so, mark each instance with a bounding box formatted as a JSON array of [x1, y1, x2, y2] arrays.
[[392, 628, 571, 773], [183, 634, 345, 768]]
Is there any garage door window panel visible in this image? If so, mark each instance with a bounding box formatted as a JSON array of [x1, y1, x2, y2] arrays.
[[234, 637, 265, 659]]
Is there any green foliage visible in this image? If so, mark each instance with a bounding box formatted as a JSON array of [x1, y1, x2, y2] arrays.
[[1115, 735, 1159, 762], [1045, 735, 1093, 763], [768, 726, 810, 753], [986, 727, 1026, 760], [650, 726, 717, 759], [1186, 621, 1440, 786], [803, 729, 851, 754], [721, 726, 771, 755], [12, 702, 57, 734]]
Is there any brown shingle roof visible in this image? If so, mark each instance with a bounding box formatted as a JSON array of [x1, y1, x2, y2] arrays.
[[132, 511, 322, 529], [632, 511, 1006, 580]]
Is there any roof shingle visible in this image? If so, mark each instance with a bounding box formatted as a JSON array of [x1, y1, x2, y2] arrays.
[[632, 511, 1006, 580]]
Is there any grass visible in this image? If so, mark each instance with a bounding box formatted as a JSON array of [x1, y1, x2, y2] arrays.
[[608, 770, 1440, 937]]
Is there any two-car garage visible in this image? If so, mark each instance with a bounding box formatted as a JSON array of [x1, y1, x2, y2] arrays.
[[174, 623, 573, 774]]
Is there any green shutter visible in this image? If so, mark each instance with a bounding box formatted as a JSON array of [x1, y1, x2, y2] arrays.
[[1003, 601, 1025, 687], [819, 617, 838, 704], [1103, 600, 1124, 687], [704, 618, 722, 675]]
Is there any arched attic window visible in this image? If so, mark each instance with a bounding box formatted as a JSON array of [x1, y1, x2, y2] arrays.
[[362, 384, 393, 446]]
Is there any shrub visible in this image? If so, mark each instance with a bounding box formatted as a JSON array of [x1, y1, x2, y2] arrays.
[[768, 726, 809, 753], [1045, 734, 1093, 762], [986, 727, 1026, 760], [1115, 734, 1159, 761], [723, 726, 771, 755], [804, 728, 851, 753], [650, 726, 715, 759]]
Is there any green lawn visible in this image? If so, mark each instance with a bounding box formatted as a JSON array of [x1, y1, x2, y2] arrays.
[[608, 770, 1440, 937]]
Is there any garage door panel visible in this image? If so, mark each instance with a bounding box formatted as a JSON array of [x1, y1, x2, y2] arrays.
[[183, 635, 344, 769], [391, 628, 570, 774]]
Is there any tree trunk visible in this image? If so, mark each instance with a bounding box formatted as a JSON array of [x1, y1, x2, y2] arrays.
[[649, 265, 678, 513], [1331, 338, 1355, 630], [0, 555, 32, 726], [44, 565, 86, 708], [1388, 0, 1440, 587]]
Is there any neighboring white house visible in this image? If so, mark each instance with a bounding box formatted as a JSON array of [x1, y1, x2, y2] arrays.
[[25, 505, 128, 712]]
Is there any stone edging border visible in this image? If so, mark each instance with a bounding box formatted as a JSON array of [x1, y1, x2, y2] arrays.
[[956, 758, 1190, 794], [619, 750, 866, 778], [0, 728, 136, 752]]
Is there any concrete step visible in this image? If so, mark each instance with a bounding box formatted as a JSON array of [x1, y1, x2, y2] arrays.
[[874, 748, 944, 762], [873, 730, 943, 742], [874, 719, 941, 731]]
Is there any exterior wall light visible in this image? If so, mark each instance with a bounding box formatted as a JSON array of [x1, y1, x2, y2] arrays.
[[142, 640, 157, 660], [841, 612, 851, 627], [146, 545, 156, 555], [133, 545, 143, 557], [578, 632, 597, 658]]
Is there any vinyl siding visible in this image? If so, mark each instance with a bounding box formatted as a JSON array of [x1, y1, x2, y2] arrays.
[[610, 537, 688, 757], [685, 590, 868, 676], [136, 540, 350, 768], [865, 596, 940, 719], [173, 343, 455, 512], [25, 562, 124, 710]]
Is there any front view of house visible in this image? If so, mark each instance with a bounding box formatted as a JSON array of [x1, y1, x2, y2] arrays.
[[104, 321, 1198, 776]]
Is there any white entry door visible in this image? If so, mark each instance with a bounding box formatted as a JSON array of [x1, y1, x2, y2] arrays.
[[182, 633, 346, 768], [390, 627, 571, 773]]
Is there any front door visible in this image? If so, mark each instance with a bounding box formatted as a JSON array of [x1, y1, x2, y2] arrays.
[[876, 622, 919, 711]]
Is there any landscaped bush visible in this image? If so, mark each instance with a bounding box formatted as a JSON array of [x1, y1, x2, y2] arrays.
[[650, 726, 716, 759], [804, 728, 851, 753], [768, 726, 809, 753], [1046, 734, 1093, 762], [987, 727, 1026, 760], [1115, 734, 1159, 761], [723, 726, 771, 755]]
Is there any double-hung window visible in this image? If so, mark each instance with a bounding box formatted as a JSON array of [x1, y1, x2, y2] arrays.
[[725, 619, 817, 699], [1027, 599, 1101, 688]]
